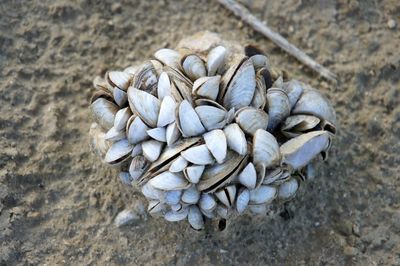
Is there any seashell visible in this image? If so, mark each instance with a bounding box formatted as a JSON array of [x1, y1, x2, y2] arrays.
[[292, 88, 336, 128], [131, 143, 142, 157], [89, 123, 110, 158], [105, 139, 132, 165], [132, 61, 158, 93], [106, 71, 132, 91], [90, 97, 119, 130], [154, 48, 181, 68], [128, 87, 161, 127], [119, 171, 133, 186], [149, 171, 190, 191], [266, 88, 291, 132], [254, 163, 266, 188], [181, 185, 201, 204], [236, 188, 250, 214], [235, 107, 269, 135], [113, 87, 128, 107], [188, 205, 204, 230], [215, 185, 236, 207], [157, 96, 176, 127], [272, 76, 283, 88], [151, 59, 164, 76], [250, 54, 269, 70], [142, 140, 163, 162], [278, 178, 299, 200], [104, 126, 125, 142], [223, 58, 256, 110], [114, 107, 132, 131], [198, 151, 247, 193], [148, 201, 165, 215], [124, 66, 138, 75], [166, 122, 181, 146], [93, 76, 111, 93], [183, 165, 205, 184], [199, 193, 216, 211], [280, 130, 331, 170], [157, 72, 171, 100], [281, 115, 321, 138], [164, 208, 189, 222], [127, 116, 149, 144], [282, 80, 304, 108], [165, 190, 182, 205], [192, 75, 220, 101], [262, 168, 284, 185], [203, 129, 227, 164], [177, 100, 206, 137], [237, 162, 257, 189], [252, 129, 281, 168], [207, 46, 226, 76], [147, 127, 167, 142], [114, 210, 138, 227], [219, 55, 247, 102], [169, 156, 188, 172], [181, 144, 214, 165], [141, 138, 200, 183], [249, 185, 277, 204], [170, 203, 183, 212], [165, 66, 194, 104], [223, 123, 247, 155], [216, 205, 229, 219], [182, 54, 207, 81], [249, 204, 266, 215], [195, 104, 227, 131], [251, 68, 267, 109], [129, 155, 148, 181], [141, 182, 165, 200]]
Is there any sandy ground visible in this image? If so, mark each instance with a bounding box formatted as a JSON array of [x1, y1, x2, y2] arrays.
[[1, 0, 399, 265]]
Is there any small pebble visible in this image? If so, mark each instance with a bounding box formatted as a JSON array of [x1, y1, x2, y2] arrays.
[[387, 19, 396, 29], [352, 223, 360, 237], [114, 210, 139, 227]]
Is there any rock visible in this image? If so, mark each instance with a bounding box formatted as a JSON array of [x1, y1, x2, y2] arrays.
[[387, 19, 396, 29]]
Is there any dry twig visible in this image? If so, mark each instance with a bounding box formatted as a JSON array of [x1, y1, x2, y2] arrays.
[[217, 0, 337, 83]]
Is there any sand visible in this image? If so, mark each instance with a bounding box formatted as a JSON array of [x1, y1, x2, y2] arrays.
[[1, 0, 399, 265]]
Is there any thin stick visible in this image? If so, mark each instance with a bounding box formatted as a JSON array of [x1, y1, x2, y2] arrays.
[[217, 0, 337, 83]]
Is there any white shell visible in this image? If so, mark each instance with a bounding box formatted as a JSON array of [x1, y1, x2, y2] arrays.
[[283, 80, 304, 108], [235, 107, 269, 135], [280, 130, 330, 170], [182, 55, 207, 80], [266, 88, 291, 132], [129, 155, 147, 181], [195, 105, 227, 131], [199, 193, 216, 211], [113, 87, 128, 107], [192, 76, 220, 101], [148, 201, 165, 215], [90, 98, 118, 130], [188, 205, 204, 230], [249, 185, 277, 204], [203, 129, 227, 164], [157, 72, 171, 100], [128, 87, 161, 127], [223, 59, 256, 110], [114, 107, 132, 131], [154, 48, 181, 68], [165, 190, 182, 205], [252, 129, 280, 168], [215, 185, 236, 207], [164, 208, 189, 222], [157, 96, 176, 127], [149, 171, 189, 191], [119, 171, 132, 186], [127, 116, 149, 144], [141, 182, 165, 200], [181, 185, 200, 204], [166, 122, 181, 146], [105, 139, 132, 165], [147, 127, 167, 142], [181, 144, 214, 165], [104, 126, 125, 142], [207, 46, 226, 76], [114, 210, 137, 227], [178, 100, 206, 137], [278, 178, 299, 200], [250, 54, 269, 69], [169, 156, 188, 172], [237, 162, 257, 189], [236, 188, 250, 214], [183, 165, 205, 184], [142, 140, 163, 162], [223, 123, 247, 155], [107, 71, 132, 91]]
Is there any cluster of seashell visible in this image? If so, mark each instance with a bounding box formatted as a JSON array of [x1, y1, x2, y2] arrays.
[[89, 42, 336, 230]]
